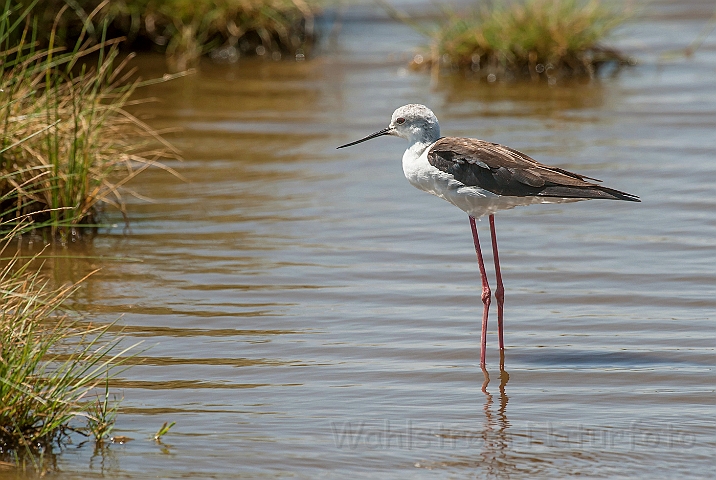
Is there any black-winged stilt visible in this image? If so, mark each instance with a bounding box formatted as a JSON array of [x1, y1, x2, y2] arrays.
[[337, 104, 639, 365]]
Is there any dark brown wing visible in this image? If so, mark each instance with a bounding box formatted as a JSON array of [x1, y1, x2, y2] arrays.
[[427, 137, 640, 202]]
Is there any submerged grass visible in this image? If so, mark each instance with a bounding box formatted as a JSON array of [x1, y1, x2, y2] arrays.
[[413, 0, 631, 82], [1, 1, 181, 242]]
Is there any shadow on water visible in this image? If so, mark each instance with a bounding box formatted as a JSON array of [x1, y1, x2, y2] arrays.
[[515, 348, 710, 369]]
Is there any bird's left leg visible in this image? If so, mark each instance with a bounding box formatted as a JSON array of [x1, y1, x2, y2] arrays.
[[469, 215, 491, 366], [489, 214, 505, 351]]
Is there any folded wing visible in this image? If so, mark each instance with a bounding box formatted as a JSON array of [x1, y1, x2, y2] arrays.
[[428, 137, 640, 202]]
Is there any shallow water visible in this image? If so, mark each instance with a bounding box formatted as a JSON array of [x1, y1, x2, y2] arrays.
[[23, 1, 716, 478]]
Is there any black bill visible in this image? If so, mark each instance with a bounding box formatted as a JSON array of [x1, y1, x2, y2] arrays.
[[336, 127, 393, 149]]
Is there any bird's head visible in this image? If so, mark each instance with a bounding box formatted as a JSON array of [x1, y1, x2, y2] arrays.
[[389, 104, 440, 142], [337, 104, 441, 149]]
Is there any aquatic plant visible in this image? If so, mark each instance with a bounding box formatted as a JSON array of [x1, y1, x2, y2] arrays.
[[0, 1, 181, 242], [413, 0, 630, 81], [86, 377, 121, 446], [153, 421, 175, 442]]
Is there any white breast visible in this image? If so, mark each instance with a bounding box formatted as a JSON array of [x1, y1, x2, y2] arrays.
[[401, 142, 580, 219]]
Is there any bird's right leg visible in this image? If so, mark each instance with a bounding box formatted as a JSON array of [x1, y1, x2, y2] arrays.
[[489, 214, 505, 351], [469, 215, 491, 366]]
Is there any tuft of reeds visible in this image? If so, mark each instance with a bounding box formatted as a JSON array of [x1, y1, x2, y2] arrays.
[[0, 235, 136, 467], [413, 0, 630, 82], [1, 1, 181, 242]]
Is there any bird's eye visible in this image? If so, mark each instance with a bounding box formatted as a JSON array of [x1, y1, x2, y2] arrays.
[[396, 117, 406, 125]]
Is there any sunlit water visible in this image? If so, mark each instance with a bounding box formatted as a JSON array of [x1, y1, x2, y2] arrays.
[[22, 0, 716, 477]]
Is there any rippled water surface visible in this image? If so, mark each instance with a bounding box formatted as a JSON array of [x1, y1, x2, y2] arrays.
[[31, 1, 716, 477]]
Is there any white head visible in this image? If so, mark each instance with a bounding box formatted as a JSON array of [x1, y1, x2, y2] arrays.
[[337, 104, 441, 149]]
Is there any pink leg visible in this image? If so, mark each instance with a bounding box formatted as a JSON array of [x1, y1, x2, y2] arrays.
[[469, 216, 491, 366], [489, 215, 505, 351]]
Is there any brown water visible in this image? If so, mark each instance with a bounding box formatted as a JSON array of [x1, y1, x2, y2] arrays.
[[29, 1, 716, 478]]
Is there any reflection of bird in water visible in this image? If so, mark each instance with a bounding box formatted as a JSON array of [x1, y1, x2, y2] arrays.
[[417, 353, 513, 475], [479, 351, 511, 477], [338, 105, 639, 365]]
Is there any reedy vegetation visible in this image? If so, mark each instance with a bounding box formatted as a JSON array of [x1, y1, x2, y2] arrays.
[[416, 0, 630, 81], [0, 1, 161, 469], [1, 1, 180, 242], [0, 232, 135, 467]]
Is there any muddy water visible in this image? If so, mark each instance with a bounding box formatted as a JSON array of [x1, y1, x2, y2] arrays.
[[40, 1, 716, 477]]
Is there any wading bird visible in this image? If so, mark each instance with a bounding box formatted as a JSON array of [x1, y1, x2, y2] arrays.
[[337, 104, 639, 365]]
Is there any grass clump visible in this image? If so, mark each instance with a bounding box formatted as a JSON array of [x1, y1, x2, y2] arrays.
[[17, 0, 317, 70], [415, 0, 630, 82], [109, 0, 316, 69], [1, 2, 180, 242], [0, 237, 135, 469], [86, 378, 121, 446]]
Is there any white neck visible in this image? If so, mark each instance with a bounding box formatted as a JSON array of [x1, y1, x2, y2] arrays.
[[406, 139, 432, 160], [404, 124, 440, 158], [411, 123, 440, 144]]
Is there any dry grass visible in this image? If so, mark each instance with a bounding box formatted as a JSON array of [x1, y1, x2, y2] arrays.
[[413, 0, 630, 82]]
